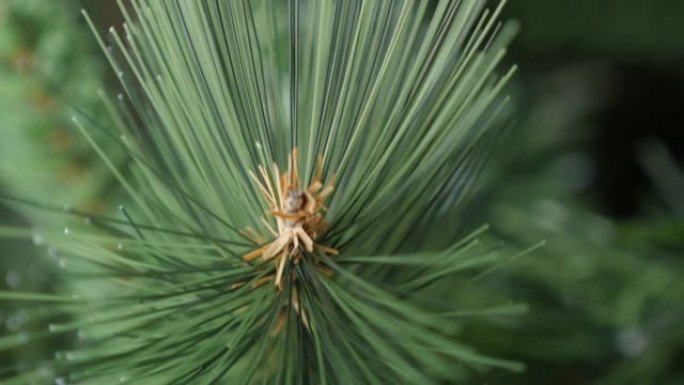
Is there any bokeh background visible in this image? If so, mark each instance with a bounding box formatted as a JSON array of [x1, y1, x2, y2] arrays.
[[1, 1, 683, 384]]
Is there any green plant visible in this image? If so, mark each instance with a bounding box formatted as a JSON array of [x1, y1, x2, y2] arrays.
[[0, 1, 531, 384], [456, 74, 684, 384]]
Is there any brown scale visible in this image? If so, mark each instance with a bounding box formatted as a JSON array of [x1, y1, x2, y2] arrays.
[[241, 148, 338, 290]]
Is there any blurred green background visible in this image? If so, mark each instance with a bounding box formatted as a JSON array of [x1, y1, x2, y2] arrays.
[[1, 1, 683, 384]]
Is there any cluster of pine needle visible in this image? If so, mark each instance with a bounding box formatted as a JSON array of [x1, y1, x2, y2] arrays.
[[4, 1, 684, 384], [0, 1, 540, 384]]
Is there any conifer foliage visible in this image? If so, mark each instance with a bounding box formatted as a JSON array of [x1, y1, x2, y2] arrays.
[[1, 1, 522, 383]]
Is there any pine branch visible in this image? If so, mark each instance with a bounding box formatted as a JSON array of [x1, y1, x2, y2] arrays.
[[0, 1, 524, 384]]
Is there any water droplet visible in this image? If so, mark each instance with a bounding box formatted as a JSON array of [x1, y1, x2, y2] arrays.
[[117, 243, 124, 251], [37, 365, 53, 378], [17, 332, 30, 344], [119, 376, 129, 383], [5, 271, 21, 288], [54, 378, 66, 385], [63, 228, 70, 235], [47, 247, 59, 259], [32, 232, 44, 246], [48, 324, 58, 332], [118, 204, 125, 211], [108, 26, 115, 34], [84, 217, 92, 225], [58, 259, 67, 269], [62, 204, 73, 213], [616, 326, 648, 357], [5, 311, 25, 331], [117, 93, 124, 101], [77, 329, 87, 340], [531, 199, 567, 231]]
